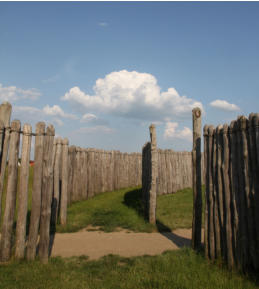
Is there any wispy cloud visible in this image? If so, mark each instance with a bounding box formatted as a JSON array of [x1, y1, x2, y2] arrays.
[[98, 22, 108, 27], [0, 83, 40, 102], [42, 74, 60, 84], [13, 104, 79, 126], [76, 125, 115, 134]]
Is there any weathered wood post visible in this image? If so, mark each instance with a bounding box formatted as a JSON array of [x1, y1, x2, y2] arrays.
[[229, 121, 238, 266], [60, 138, 69, 225], [240, 116, 257, 269], [149, 124, 157, 224], [0, 120, 21, 262], [26, 122, 45, 260], [53, 137, 62, 223], [216, 125, 225, 259], [67, 146, 74, 205], [15, 123, 32, 259], [0, 120, 4, 161], [236, 117, 249, 270], [192, 107, 202, 250], [252, 114, 259, 257], [0, 101, 12, 218], [222, 123, 234, 269], [208, 125, 215, 260], [203, 125, 209, 259], [38, 124, 55, 264]]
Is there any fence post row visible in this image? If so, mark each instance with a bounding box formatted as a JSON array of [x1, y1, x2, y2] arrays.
[[0, 100, 144, 264], [204, 114, 259, 272]]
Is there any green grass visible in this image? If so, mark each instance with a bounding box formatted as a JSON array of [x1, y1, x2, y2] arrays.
[[56, 186, 197, 233], [56, 187, 155, 233], [0, 248, 258, 289]]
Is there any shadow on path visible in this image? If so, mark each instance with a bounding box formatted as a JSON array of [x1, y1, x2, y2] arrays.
[[161, 232, 191, 248]]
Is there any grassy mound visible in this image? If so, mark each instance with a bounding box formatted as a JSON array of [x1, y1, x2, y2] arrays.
[[56, 187, 195, 233]]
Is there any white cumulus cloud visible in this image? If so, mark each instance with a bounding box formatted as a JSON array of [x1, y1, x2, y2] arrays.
[[210, 99, 240, 111], [43, 105, 78, 119], [164, 121, 192, 142], [0, 83, 40, 102], [61, 70, 203, 121]]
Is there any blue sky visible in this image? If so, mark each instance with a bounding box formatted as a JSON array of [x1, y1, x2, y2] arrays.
[[0, 2, 259, 152]]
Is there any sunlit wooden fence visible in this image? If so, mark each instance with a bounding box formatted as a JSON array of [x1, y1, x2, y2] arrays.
[[203, 114, 259, 272], [0, 101, 142, 264]]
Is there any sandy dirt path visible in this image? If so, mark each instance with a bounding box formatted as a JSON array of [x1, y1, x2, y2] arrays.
[[51, 229, 193, 260]]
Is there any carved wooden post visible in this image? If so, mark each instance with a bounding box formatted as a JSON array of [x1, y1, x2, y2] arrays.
[[60, 138, 69, 225], [149, 124, 157, 224], [38, 124, 55, 264], [0, 120, 21, 261], [15, 123, 32, 259], [0, 101, 12, 217], [192, 107, 202, 250]]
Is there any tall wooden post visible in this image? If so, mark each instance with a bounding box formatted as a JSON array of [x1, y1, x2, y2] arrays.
[[0, 101, 12, 218], [60, 138, 69, 225], [222, 123, 234, 269], [149, 124, 157, 224], [252, 114, 259, 257], [15, 123, 32, 259], [26, 122, 45, 260], [208, 125, 215, 260], [192, 107, 202, 250], [38, 124, 55, 264], [203, 125, 209, 259], [0, 120, 21, 261], [53, 137, 62, 223]]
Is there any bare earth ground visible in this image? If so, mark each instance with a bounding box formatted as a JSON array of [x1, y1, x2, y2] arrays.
[[51, 228, 195, 260]]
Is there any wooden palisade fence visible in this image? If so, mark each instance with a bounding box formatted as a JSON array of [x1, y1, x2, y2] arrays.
[[203, 114, 259, 272], [0, 102, 63, 263], [67, 147, 142, 203], [0, 101, 142, 264]]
